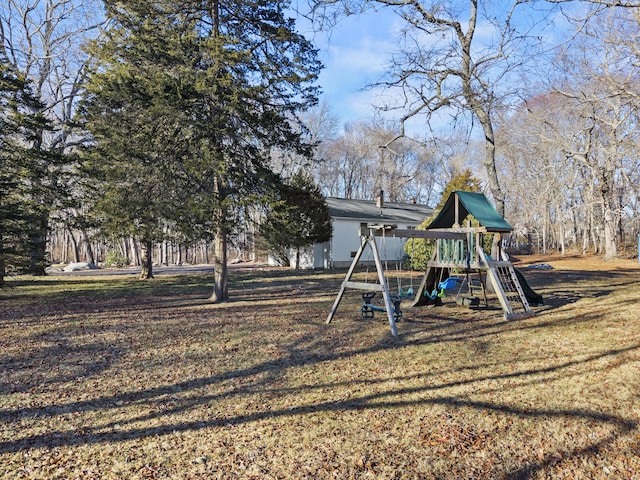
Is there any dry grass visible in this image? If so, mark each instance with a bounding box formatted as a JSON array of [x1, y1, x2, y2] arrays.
[[1, 256, 639, 479]]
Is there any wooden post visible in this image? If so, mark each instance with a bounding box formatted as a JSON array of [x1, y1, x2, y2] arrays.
[[369, 231, 398, 338], [410, 250, 439, 307], [477, 244, 511, 315], [326, 235, 368, 325]]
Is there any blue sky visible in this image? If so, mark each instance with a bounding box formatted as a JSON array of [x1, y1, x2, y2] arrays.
[[296, 8, 400, 125], [295, 2, 576, 132]]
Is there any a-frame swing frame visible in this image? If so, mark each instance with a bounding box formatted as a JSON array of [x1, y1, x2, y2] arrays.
[[326, 223, 466, 338], [326, 224, 398, 337]]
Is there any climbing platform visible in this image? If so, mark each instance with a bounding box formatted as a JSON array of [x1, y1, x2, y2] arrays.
[[412, 239, 534, 319]]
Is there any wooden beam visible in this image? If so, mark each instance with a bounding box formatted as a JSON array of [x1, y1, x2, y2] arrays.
[[343, 281, 384, 291], [326, 234, 399, 338], [371, 229, 466, 240], [326, 236, 368, 325], [429, 227, 487, 234]]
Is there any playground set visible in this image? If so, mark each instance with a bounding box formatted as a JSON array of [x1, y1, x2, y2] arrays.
[[326, 191, 543, 338]]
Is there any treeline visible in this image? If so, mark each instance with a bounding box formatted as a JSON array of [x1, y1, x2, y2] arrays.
[[2, 0, 640, 290], [1, 0, 329, 294]]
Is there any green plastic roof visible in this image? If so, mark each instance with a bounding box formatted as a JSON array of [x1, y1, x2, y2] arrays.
[[427, 191, 513, 232]]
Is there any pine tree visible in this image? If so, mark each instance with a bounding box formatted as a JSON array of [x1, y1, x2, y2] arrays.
[[79, 0, 321, 289], [404, 169, 482, 270], [0, 62, 51, 285], [261, 172, 332, 269], [433, 169, 483, 211], [79, 3, 197, 279], [2, 1, 101, 276]]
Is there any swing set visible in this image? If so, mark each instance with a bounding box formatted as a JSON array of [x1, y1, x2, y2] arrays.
[[326, 222, 466, 337], [358, 228, 415, 322], [326, 191, 541, 338]]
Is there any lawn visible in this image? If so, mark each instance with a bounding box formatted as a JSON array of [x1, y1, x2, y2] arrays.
[[1, 256, 639, 479]]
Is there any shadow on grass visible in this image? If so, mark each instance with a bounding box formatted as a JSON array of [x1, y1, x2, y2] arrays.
[[0, 342, 120, 394], [1, 265, 639, 476], [1, 325, 638, 473], [1, 269, 340, 318]]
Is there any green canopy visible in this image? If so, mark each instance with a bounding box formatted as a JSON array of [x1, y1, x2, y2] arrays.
[[427, 191, 513, 232]]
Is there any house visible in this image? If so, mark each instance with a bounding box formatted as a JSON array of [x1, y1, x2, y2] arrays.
[[294, 195, 434, 269]]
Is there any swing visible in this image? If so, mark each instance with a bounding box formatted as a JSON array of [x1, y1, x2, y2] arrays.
[[422, 268, 462, 300], [396, 261, 415, 298], [423, 267, 446, 299], [438, 276, 461, 291], [361, 291, 403, 321], [424, 289, 439, 300], [396, 238, 414, 299]]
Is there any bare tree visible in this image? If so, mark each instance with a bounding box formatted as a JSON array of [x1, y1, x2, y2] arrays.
[[1, 0, 102, 150], [270, 101, 340, 178], [545, 0, 640, 6], [556, 9, 640, 259], [1, 0, 102, 272], [308, 0, 561, 216], [314, 119, 441, 203], [497, 92, 585, 254], [498, 7, 640, 260]]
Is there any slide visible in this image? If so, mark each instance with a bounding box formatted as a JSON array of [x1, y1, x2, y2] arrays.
[[514, 268, 544, 306]]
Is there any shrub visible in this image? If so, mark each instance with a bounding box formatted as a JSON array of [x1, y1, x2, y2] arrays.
[[105, 250, 129, 268]]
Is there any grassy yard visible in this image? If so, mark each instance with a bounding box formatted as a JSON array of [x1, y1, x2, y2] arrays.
[[1, 256, 639, 479]]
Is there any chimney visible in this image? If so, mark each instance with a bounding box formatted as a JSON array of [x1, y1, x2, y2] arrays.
[[376, 190, 384, 209]]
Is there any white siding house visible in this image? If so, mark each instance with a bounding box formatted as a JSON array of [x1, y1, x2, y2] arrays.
[[290, 197, 434, 269]]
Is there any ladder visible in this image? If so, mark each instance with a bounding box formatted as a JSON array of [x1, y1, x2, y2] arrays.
[[478, 246, 532, 319], [456, 270, 488, 306]]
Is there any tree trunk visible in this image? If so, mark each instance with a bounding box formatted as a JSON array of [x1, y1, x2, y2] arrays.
[[210, 223, 228, 302], [0, 239, 5, 288], [460, 2, 504, 217], [67, 225, 80, 263], [131, 237, 141, 265], [295, 247, 301, 271], [122, 238, 130, 265], [28, 213, 48, 275], [601, 193, 618, 261], [542, 214, 547, 254], [209, 170, 229, 302], [473, 106, 505, 217], [140, 239, 154, 279], [81, 229, 95, 264]]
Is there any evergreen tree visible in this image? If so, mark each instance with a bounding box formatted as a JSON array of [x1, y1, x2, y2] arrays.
[[0, 62, 51, 285], [79, 3, 198, 279], [261, 172, 332, 269], [79, 0, 321, 290], [433, 169, 483, 212], [1, 1, 100, 276]]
